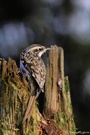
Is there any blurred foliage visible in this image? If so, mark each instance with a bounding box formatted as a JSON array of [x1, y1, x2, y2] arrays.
[[0, 0, 90, 133]]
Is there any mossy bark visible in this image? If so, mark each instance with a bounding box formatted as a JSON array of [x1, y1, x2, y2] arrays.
[[44, 46, 76, 135], [0, 45, 76, 135]]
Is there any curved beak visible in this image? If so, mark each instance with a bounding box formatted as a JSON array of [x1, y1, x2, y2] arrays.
[[46, 48, 51, 51], [39, 47, 51, 57]]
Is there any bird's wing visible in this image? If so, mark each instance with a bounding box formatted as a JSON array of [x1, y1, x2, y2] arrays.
[[25, 57, 46, 92]]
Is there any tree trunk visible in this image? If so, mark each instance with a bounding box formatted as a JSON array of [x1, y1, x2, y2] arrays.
[[0, 45, 76, 135]]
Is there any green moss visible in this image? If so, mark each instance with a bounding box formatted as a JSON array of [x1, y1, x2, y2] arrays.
[[24, 103, 39, 135], [30, 116, 34, 126], [64, 77, 76, 134], [55, 112, 68, 129], [64, 76, 70, 93]]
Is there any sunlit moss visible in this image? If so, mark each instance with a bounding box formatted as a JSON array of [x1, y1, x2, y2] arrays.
[[64, 76, 70, 93], [55, 112, 68, 129]]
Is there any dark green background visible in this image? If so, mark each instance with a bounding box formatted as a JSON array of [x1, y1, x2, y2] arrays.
[[0, 0, 90, 133]]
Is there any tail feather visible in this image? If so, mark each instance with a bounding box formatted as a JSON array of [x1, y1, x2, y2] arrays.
[[22, 90, 41, 124], [23, 95, 35, 124]]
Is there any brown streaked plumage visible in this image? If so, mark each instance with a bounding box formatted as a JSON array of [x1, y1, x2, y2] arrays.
[[20, 44, 50, 126]]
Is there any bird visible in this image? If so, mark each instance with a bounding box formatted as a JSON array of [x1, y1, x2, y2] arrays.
[[20, 44, 50, 125]]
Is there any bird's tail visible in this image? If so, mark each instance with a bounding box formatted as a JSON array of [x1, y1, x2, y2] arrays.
[[23, 95, 35, 125], [22, 94, 36, 135], [22, 90, 41, 125]]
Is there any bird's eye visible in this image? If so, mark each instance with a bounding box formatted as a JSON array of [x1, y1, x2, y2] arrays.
[[35, 49, 38, 52], [39, 48, 43, 51]]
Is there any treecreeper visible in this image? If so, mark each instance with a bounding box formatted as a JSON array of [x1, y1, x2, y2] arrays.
[[20, 44, 50, 131]]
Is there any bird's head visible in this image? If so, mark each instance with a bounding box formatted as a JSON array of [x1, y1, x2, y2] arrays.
[[20, 44, 50, 63]]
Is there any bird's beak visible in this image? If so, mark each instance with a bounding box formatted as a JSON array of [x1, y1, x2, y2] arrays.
[[46, 48, 51, 51], [39, 47, 50, 57]]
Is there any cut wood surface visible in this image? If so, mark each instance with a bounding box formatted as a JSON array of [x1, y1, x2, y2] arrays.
[[0, 45, 76, 135]]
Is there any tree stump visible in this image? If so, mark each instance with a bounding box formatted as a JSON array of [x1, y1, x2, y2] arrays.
[[0, 45, 76, 135]]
